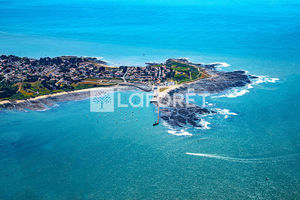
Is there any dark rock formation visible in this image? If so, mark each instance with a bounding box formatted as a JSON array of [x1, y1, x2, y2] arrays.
[[157, 67, 255, 129]]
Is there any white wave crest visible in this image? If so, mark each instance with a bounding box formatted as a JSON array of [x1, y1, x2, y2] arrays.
[[168, 129, 193, 136], [215, 108, 237, 119], [215, 108, 237, 116], [214, 88, 250, 98], [199, 119, 211, 129], [212, 75, 279, 99], [210, 62, 230, 68], [253, 76, 279, 84], [163, 121, 193, 136]]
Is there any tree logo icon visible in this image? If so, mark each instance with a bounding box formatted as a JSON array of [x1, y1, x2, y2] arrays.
[[90, 89, 114, 112]]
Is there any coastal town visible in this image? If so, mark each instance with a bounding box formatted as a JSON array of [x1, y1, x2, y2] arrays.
[[0, 54, 257, 129], [0, 55, 208, 100]]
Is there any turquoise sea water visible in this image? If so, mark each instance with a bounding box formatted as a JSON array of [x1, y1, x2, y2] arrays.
[[0, 0, 300, 199]]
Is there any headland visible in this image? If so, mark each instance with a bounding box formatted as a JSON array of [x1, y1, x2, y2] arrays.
[[0, 55, 257, 127]]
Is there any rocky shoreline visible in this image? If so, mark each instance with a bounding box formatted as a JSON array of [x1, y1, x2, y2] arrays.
[[157, 65, 258, 129]]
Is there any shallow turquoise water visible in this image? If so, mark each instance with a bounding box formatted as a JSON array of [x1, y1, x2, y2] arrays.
[[0, 0, 300, 199]]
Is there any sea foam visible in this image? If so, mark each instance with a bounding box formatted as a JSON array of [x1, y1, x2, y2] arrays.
[[198, 119, 211, 129], [163, 121, 193, 136], [253, 76, 279, 84], [215, 88, 250, 98], [215, 108, 237, 115], [168, 129, 193, 136], [211, 62, 230, 68], [213, 75, 279, 99]]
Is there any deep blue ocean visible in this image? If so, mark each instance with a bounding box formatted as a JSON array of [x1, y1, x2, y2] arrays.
[[0, 0, 300, 199]]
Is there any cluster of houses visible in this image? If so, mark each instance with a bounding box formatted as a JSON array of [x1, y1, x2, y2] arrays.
[[123, 64, 172, 85], [0, 55, 175, 88], [0, 55, 112, 84]]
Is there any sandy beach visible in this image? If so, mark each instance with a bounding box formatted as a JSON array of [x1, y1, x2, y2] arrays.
[[0, 78, 203, 110], [158, 77, 207, 99], [0, 85, 123, 106]]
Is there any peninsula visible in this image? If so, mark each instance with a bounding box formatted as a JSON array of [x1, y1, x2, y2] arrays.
[[0, 55, 210, 102], [0, 55, 259, 129], [0, 55, 257, 124]]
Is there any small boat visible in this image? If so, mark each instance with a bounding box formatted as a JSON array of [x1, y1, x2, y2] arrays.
[[153, 121, 159, 126], [153, 104, 160, 126]]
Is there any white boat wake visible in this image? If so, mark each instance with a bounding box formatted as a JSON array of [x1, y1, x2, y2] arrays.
[[186, 152, 261, 163], [185, 152, 299, 163]]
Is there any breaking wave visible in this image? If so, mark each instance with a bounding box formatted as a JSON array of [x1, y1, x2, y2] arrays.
[[215, 88, 250, 98], [198, 119, 211, 129], [210, 62, 230, 68], [215, 108, 237, 115], [163, 117, 211, 135], [215, 108, 237, 119], [163, 121, 193, 136], [213, 75, 279, 99], [168, 129, 193, 136], [253, 76, 279, 84]]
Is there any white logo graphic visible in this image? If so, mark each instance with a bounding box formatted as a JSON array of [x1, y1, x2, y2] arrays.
[[90, 89, 114, 112]]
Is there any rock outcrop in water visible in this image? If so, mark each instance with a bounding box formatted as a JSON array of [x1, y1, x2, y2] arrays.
[[157, 64, 258, 129]]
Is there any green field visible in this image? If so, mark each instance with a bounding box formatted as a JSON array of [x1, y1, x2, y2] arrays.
[[166, 60, 205, 84], [0, 78, 116, 101]]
